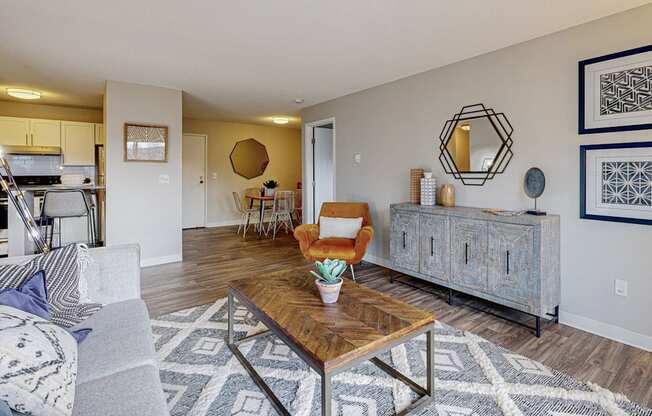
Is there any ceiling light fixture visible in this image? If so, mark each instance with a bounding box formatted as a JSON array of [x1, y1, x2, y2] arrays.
[[7, 88, 41, 100], [294, 98, 304, 104], [272, 117, 289, 125]]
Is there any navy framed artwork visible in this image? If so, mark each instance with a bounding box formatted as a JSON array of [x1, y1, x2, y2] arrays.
[[580, 141, 652, 225], [578, 44, 652, 135]]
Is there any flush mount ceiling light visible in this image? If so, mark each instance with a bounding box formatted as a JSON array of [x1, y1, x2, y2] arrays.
[[272, 117, 289, 125], [294, 98, 304, 104], [6, 88, 41, 100]]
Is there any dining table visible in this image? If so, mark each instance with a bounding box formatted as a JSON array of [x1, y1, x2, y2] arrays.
[[245, 194, 274, 237]]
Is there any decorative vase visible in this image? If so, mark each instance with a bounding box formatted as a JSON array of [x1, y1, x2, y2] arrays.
[[315, 279, 343, 304], [264, 187, 275, 197], [439, 184, 456, 207], [409, 168, 424, 204], [420, 175, 437, 206]]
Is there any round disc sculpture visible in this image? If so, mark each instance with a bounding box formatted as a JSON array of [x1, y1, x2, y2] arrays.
[[524, 167, 546, 216]]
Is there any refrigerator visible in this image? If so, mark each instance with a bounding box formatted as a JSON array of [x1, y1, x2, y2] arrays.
[[95, 145, 105, 244]]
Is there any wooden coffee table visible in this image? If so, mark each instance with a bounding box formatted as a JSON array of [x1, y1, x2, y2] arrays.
[[227, 275, 435, 416]]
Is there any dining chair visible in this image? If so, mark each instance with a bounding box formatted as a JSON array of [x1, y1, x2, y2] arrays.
[[267, 190, 295, 239], [232, 191, 259, 238], [293, 188, 303, 224]]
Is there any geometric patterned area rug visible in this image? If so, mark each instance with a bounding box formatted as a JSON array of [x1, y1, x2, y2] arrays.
[[151, 297, 652, 416]]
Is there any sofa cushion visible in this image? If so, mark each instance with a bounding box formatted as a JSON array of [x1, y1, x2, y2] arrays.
[[0, 244, 102, 327], [72, 366, 168, 416], [72, 299, 157, 385], [308, 238, 356, 261]]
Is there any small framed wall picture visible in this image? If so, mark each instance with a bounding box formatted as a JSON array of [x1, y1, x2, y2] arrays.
[[580, 141, 652, 225], [579, 44, 652, 134], [124, 123, 168, 162]]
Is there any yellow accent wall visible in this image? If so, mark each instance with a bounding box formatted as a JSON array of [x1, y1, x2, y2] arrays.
[[182, 119, 301, 226], [0, 100, 102, 123]]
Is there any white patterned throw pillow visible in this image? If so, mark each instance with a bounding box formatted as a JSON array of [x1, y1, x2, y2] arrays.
[[0, 305, 77, 416]]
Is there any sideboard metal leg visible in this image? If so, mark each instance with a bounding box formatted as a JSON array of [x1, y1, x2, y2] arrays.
[[447, 288, 454, 305], [535, 316, 541, 338]]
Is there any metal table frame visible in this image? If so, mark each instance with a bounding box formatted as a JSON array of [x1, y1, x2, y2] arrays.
[[227, 289, 435, 416]]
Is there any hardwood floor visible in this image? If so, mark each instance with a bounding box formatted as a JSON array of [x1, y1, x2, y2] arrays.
[[142, 226, 652, 408]]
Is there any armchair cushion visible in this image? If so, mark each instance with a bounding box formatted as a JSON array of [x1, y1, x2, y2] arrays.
[[308, 238, 356, 260]]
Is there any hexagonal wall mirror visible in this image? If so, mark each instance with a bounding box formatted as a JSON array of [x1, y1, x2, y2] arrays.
[[229, 138, 269, 179], [438, 104, 513, 186]]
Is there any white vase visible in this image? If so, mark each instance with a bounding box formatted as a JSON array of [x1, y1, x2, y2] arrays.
[[420, 177, 437, 206], [315, 279, 343, 303]]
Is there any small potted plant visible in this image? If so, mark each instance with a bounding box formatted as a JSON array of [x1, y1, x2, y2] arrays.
[[262, 179, 279, 196], [310, 259, 347, 304]]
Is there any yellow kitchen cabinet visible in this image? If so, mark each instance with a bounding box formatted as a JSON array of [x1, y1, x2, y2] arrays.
[[0, 116, 29, 146], [61, 121, 95, 165], [30, 119, 61, 147], [94, 123, 104, 145]]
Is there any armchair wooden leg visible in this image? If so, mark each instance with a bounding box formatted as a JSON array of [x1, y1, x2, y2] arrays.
[[350, 264, 356, 282]]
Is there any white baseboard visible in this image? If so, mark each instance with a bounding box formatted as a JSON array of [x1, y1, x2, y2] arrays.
[[559, 310, 652, 352], [206, 220, 241, 228], [363, 253, 391, 268], [141, 253, 183, 268], [362, 253, 652, 353]]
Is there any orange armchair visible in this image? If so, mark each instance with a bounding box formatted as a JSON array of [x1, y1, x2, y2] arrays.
[[294, 202, 374, 280]]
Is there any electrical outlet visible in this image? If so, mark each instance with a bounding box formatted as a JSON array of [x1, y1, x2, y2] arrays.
[[158, 174, 170, 184], [614, 279, 628, 297]]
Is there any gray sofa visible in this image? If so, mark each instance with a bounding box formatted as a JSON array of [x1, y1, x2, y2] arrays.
[[0, 244, 169, 416]]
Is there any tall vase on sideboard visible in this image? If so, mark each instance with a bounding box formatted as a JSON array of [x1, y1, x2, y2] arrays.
[[420, 172, 436, 206]]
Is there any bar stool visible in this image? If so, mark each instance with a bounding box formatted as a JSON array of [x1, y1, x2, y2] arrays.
[[41, 190, 96, 248]]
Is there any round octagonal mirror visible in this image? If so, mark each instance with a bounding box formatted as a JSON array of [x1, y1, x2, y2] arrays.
[[229, 138, 269, 179]]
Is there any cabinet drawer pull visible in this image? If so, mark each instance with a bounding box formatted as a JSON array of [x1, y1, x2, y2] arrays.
[[465, 242, 468, 265], [402, 231, 406, 249], [430, 237, 434, 256], [506, 250, 510, 275]]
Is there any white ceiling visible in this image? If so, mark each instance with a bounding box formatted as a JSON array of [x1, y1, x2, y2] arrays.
[[1, 0, 650, 127]]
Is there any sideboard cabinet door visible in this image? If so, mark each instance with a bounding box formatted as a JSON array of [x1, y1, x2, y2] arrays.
[[419, 213, 450, 281], [487, 223, 534, 307], [390, 210, 419, 272], [451, 217, 488, 291]]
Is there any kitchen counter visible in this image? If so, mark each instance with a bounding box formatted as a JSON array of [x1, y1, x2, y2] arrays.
[[19, 184, 106, 192], [8, 185, 105, 256]]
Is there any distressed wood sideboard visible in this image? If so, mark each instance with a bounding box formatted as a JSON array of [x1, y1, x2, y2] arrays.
[[390, 203, 560, 336]]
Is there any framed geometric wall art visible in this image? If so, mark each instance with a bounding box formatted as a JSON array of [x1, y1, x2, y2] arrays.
[[579, 44, 652, 134], [124, 123, 168, 162], [580, 141, 652, 225]]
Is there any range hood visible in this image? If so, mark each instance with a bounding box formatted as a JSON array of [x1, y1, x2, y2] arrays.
[[0, 145, 61, 156]]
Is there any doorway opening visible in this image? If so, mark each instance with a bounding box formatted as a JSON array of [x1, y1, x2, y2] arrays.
[[182, 133, 207, 229], [303, 118, 335, 224]]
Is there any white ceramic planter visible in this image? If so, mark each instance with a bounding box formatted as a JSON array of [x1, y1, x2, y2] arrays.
[[315, 279, 343, 304], [264, 187, 276, 197]]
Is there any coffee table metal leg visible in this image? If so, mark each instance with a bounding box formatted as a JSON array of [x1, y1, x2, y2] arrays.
[[322, 373, 332, 416], [426, 328, 434, 397]]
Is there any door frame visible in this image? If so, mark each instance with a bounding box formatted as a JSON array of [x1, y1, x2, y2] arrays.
[[302, 117, 336, 224], [182, 133, 208, 228]]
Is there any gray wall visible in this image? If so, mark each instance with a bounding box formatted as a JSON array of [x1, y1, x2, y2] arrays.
[[302, 6, 652, 347], [104, 80, 183, 266]]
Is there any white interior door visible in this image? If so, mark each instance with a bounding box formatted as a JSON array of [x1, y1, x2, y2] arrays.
[[182, 134, 206, 228], [313, 126, 334, 221]]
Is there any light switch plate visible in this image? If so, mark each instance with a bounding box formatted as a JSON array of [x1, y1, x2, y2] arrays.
[[158, 174, 170, 184], [211, 172, 217, 180], [353, 153, 361, 164], [615, 279, 628, 297]]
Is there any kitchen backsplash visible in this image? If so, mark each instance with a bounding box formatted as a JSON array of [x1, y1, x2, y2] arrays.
[[6, 155, 96, 181]]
